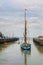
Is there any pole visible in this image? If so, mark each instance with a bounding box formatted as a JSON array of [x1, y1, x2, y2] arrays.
[[24, 9, 27, 45]]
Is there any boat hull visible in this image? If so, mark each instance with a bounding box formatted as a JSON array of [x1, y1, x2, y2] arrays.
[[0, 37, 19, 44], [21, 44, 31, 50], [33, 38, 43, 46]]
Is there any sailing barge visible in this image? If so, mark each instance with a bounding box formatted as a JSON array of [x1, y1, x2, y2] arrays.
[[21, 9, 31, 50]]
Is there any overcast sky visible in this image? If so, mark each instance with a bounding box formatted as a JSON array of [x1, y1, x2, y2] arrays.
[[0, 0, 43, 17]]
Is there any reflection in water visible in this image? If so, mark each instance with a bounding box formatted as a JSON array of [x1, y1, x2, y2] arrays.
[[0, 42, 13, 52], [21, 49, 31, 65], [0, 41, 19, 52], [0, 44, 8, 51], [0, 40, 43, 65], [33, 42, 43, 54], [24, 53, 27, 65]]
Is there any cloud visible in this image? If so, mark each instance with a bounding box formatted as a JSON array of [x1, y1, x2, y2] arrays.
[[0, 0, 43, 17], [0, 0, 43, 9]]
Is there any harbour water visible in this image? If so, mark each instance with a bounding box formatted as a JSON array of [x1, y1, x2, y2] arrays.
[[0, 17, 43, 65], [0, 38, 43, 65]]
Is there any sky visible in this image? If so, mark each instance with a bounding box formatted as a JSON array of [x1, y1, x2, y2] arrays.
[[0, 0, 43, 18], [0, 0, 43, 37]]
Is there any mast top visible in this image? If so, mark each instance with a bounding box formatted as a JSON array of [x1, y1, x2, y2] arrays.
[[24, 9, 27, 21]]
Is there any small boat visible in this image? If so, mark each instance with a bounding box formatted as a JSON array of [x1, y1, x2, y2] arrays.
[[33, 36, 43, 46], [0, 32, 19, 44], [21, 9, 31, 50]]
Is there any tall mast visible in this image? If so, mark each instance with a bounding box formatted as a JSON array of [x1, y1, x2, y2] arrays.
[[24, 9, 27, 45], [21, 9, 31, 50]]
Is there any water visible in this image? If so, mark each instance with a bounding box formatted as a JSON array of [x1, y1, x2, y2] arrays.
[[0, 39, 43, 65], [0, 17, 43, 65]]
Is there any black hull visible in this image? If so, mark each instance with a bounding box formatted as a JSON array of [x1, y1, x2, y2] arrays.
[[0, 37, 19, 44]]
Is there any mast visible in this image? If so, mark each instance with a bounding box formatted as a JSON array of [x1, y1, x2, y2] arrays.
[[24, 9, 27, 45], [21, 9, 31, 50]]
